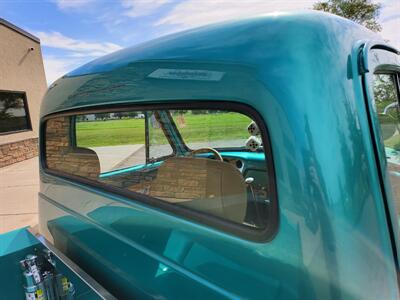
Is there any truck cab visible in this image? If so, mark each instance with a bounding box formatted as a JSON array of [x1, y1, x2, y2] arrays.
[[2, 11, 399, 300]]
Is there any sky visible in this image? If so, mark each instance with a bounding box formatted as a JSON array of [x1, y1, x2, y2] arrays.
[[1, 0, 399, 85]]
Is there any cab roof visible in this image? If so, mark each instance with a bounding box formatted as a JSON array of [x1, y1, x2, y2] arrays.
[[41, 11, 378, 117]]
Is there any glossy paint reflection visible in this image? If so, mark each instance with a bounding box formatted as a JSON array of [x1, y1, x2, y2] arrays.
[[39, 11, 399, 300]]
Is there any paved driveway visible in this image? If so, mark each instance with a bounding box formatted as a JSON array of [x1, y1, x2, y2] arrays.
[[0, 145, 146, 234], [0, 157, 38, 233]]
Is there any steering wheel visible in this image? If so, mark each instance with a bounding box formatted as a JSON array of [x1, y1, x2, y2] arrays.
[[190, 147, 223, 161]]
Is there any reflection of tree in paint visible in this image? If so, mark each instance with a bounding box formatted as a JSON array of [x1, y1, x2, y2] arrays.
[[0, 92, 29, 133], [0, 94, 24, 119]]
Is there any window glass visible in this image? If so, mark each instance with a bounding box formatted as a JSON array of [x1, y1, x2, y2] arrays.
[[147, 111, 174, 161], [172, 110, 254, 149], [45, 107, 272, 232], [373, 74, 400, 221], [0, 91, 30, 134], [76, 113, 146, 173]]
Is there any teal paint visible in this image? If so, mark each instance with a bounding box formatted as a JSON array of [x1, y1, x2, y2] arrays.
[[0, 228, 41, 300], [0, 228, 104, 299], [99, 161, 162, 178], [37, 11, 400, 300], [0, 227, 39, 257], [98, 152, 264, 179], [220, 152, 265, 161]]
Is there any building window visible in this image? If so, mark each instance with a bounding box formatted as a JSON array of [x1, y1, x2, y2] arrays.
[[0, 91, 31, 134], [44, 104, 277, 240]]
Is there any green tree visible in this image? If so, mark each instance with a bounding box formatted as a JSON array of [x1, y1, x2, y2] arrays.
[[313, 0, 382, 32], [95, 113, 110, 120]]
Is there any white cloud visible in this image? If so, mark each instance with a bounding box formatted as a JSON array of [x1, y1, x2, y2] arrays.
[[41, 0, 400, 85], [54, 0, 94, 10], [156, 0, 399, 50], [42, 56, 84, 85], [36, 31, 122, 56], [35, 32, 122, 84], [157, 0, 315, 29], [379, 0, 400, 49], [381, 18, 400, 49], [122, 0, 170, 17]]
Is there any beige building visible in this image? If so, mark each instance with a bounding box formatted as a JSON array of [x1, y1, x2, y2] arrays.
[[0, 18, 47, 167]]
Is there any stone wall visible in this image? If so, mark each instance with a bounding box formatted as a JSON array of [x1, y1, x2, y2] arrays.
[[149, 157, 209, 201], [0, 138, 38, 168], [46, 116, 100, 180]]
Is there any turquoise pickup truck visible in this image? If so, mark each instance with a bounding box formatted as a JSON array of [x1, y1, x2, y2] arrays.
[[1, 11, 399, 300]]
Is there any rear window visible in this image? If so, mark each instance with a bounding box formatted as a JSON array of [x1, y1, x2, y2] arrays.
[[171, 110, 253, 149], [44, 104, 276, 240]]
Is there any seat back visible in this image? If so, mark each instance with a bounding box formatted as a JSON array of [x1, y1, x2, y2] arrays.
[[47, 146, 101, 180], [149, 157, 247, 223]]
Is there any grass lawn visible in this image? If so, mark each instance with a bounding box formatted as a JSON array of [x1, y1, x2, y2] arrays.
[[76, 112, 252, 147]]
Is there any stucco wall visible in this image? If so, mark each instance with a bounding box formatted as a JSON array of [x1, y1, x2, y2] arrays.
[[0, 23, 47, 145], [0, 21, 47, 166]]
